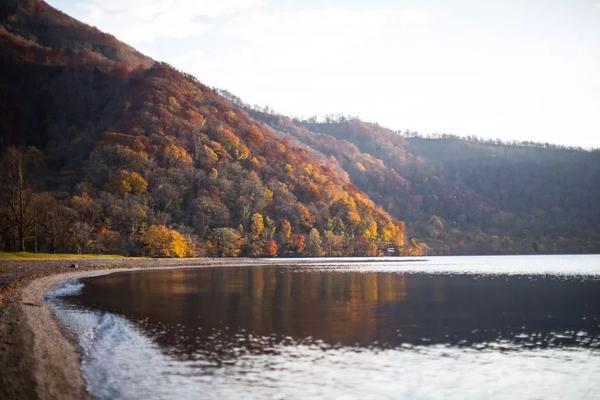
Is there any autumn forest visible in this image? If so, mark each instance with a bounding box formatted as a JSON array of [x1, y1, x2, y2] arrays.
[[1, 0, 598, 257]]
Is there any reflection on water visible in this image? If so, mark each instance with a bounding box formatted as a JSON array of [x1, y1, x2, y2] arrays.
[[51, 256, 600, 399], [66, 266, 600, 351]]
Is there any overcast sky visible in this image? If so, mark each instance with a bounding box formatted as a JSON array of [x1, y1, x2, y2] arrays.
[[48, 0, 600, 148]]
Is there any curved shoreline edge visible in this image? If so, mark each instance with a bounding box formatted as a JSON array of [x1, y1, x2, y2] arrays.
[[0, 262, 233, 399], [0, 259, 239, 400], [8, 267, 163, 400], [1, 269, 107, 400], [0, 256, 430, 399], [21, 270, 115, 400]]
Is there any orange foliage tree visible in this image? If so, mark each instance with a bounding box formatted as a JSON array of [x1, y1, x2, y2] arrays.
[[263, 239, 278, 257], [291, 233, 306, 254], [140, 225, 190, 257], [164, 143, 193, 166]]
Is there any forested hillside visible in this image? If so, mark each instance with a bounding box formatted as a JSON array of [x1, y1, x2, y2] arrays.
[[247, 109, 600, 255], [0, 0, 413, 257], [2, 0, 597, 257]]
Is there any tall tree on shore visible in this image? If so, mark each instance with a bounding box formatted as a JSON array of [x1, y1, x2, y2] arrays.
[[0, 146, 41, 252]]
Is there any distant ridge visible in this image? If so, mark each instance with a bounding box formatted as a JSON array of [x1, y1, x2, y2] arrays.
[[243, 107, 600, 255]]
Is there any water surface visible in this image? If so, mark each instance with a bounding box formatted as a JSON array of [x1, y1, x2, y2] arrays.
[[49, 255, 600, 399]]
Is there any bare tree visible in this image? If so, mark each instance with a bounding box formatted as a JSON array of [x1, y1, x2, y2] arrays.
[[34, 192, 75, 253], [0, 146, 41, 252]]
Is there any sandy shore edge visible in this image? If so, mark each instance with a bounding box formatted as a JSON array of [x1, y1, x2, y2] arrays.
[[4, 262, 236, 399], [0, 260, 231, 400], [20, 269, 124, 399]]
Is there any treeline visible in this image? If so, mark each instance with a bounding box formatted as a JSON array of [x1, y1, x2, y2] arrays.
[[0, 145, 418, 257], [402, 131, 596, 153], [290, 112, 597, 153]]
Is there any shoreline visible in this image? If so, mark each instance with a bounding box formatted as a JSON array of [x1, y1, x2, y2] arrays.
[[1, 268, 106, 399], [19, 270, 116, 399], [0, 258, 253, 400]]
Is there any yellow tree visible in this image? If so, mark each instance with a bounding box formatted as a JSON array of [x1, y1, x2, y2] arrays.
[[105, 170, 147, 196], [140, 225, 189, 257], [250, 212, 264, 238], [249, 212, 265, 256], [363, 220, 378, 240], [381, 220, 405, 247], [381, 220, 397, 243]]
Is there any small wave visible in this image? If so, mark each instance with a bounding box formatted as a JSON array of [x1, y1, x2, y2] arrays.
[[45, 279, 84, 300], [52, 302, 176, 400]]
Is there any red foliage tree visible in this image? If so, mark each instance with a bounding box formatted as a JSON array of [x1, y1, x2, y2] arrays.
[[263, 239, 278, 257]]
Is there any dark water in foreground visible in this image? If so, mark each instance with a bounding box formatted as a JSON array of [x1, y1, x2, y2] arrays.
[[49, 255, 600, 399]]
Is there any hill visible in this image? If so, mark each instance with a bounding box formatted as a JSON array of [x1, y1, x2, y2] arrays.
[[247, 108, 600, 255], [0, 0, 413, 257], [3, 0, 597, 257]]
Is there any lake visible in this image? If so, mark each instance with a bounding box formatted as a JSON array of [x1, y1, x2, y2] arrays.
[[48, 255, 600, 399]]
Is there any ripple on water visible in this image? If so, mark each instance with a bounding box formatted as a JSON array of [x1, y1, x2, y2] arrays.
[[48, 303, 600, 400], [45, 256, 600, 400]]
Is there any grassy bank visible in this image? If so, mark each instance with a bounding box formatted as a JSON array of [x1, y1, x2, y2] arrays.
[[0, 252, 131, 260]]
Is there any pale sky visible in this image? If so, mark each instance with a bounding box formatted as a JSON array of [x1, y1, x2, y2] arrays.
[[48, 0, 600, 148]]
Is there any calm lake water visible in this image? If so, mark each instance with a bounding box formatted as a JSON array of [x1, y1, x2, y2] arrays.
[[49, 255, 600, 399]]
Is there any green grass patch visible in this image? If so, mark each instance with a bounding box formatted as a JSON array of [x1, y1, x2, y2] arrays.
[[0, 252, 131, 260]]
